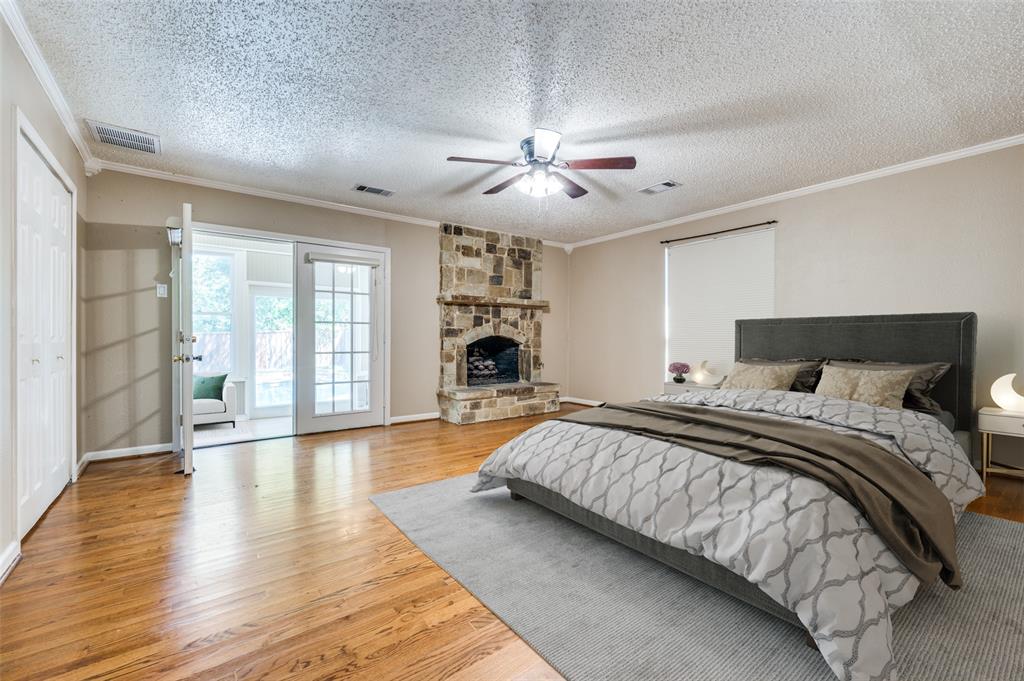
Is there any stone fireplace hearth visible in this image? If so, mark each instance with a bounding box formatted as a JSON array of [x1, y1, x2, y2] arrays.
[[437, 223, 559, 424]]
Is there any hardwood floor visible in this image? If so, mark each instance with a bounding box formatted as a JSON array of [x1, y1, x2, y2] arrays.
[[1, 404, 1021, 681], [967, 475, 1024, 521], [0, 408, 583, 681]]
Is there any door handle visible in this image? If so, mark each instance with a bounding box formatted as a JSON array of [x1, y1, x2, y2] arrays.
[[31, 358, 40, 365], [57, 354, 64, 360], [193, 354, 203, 362], [172, 354, 184, 363]]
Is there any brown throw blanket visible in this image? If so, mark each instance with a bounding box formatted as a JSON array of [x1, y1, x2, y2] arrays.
[[558, 402, 962, 588]]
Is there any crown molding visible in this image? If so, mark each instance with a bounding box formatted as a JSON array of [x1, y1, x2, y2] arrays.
[[95, 160, 440, 228], [567, 132, 1024, 250], [1, 0, 96, 169]]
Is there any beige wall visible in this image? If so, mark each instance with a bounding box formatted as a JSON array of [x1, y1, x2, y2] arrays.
[[1, 19, 88, 566], [82, 171, 571, 451], [540, 245, 570, 389], [80, 222, 171, 453], [568, 145, 1024, 463]]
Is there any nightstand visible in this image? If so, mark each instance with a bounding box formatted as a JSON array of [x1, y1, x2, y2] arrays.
[[978, 407, 1024, 484], [663, 381, 721, 395]]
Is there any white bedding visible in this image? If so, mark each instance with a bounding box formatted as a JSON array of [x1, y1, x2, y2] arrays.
[[474, 389, 984, 681]]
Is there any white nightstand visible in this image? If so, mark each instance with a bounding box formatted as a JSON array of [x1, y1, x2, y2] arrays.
[[663, 381, 721, 395], [978, 407, 1024, 484]]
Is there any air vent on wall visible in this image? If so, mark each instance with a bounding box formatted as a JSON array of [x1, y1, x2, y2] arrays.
[[352, 184, 394, 198], [86, 120, 161, 154], [638, 180, 680, 195]]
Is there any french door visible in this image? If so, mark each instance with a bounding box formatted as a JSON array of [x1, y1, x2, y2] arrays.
[[169, 203, 195, 475], [15, 128, 73, 537], [295, 243, 385, 433]]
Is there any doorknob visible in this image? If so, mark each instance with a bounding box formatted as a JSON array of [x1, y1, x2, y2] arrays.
[[172, 354, 184, 363]]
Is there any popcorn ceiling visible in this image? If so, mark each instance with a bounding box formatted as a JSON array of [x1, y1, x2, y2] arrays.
[[19, 0, 1024, 242]]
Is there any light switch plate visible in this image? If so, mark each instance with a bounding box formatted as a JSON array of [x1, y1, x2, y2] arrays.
[[156, 283, 168, 298]]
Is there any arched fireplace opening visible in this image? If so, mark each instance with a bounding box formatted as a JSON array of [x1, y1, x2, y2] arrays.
[[466, 336, 520, 385]]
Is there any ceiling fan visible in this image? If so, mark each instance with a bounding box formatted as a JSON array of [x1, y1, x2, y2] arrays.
[[447, 128, 636, 199]]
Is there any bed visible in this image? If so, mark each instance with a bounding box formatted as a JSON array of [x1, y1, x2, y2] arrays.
[[473, 312, 983, 681]]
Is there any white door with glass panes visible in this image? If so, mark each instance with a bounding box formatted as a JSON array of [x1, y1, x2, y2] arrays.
[[295, 243, 385, 433]]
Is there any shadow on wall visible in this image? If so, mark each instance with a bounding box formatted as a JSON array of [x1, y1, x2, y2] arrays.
[[80, 223, 172, 453]]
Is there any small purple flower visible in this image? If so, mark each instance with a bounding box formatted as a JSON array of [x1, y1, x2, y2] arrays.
[[668, 362, 691, 376]]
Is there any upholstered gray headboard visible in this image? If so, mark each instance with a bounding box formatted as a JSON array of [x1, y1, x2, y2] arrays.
[[735, 312, 977, 431]]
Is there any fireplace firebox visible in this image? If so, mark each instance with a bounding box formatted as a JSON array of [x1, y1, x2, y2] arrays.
[[466, 336, 519, 385]]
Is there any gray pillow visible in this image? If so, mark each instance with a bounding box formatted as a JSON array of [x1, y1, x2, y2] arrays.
[[739, 358, 824, 393], [936, 410, 956, 432], [826, 360, 951, 415]]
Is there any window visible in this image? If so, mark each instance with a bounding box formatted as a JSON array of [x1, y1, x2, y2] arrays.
[[193, 251, 234, 374], [665, 228, 774, 377], [252, 291, 294, 409], [313, 261, 373, 415]]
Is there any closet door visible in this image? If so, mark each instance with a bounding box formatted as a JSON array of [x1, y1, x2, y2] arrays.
[[16, 132, 72, 538]]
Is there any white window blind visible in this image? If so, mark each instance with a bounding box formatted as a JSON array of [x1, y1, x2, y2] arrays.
[[665, 228, 775, 378]]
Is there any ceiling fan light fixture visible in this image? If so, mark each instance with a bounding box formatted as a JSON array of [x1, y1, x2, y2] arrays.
[[515, 168, 562, 197], [532, 128, 562, 161]]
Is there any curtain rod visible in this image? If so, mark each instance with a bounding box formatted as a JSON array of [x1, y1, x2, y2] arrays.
[[659, 220, 777, 245]]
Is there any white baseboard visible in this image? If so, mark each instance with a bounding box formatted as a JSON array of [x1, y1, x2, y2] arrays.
[[78, 442, 174, 475], [561, 396, 603, 406], [0, 540, 21, 585], [76, 455, 90, 478], [389, 412, 440, 424]]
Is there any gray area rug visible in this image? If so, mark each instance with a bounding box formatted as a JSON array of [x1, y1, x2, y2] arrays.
[[371, 474, 1024, 681]]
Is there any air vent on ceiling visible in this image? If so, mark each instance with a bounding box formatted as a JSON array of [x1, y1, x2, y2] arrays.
[[352, 184, 394, 198], [638, 180, 680, 195], [86, 120, 161, 154]]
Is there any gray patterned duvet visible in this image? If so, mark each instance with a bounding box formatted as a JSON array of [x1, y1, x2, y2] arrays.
[[473, 389, 984, 681]]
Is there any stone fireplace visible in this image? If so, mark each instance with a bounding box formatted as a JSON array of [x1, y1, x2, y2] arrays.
[[437, 223, 559, 424]]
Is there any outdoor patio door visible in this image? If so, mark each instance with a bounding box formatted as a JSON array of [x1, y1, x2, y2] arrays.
[[295, 243, 386, 433]]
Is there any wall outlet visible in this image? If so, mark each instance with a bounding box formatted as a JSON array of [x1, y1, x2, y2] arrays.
[[156, 283, 168, 298]]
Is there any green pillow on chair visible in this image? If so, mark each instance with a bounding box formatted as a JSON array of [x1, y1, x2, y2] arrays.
[[193, 374, 228, 400]]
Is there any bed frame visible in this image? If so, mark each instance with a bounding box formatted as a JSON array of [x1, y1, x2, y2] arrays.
[[509, 312, 977, 632]]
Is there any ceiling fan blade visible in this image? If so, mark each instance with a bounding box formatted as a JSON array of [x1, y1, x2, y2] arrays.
[[483, 173, 528, 195], [550, 171, 588, 199], [447, 156, 520, 166], [564, 156, 637, 170], [533, 128, 562, 160]]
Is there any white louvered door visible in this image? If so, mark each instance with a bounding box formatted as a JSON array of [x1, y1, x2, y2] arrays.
[[16, 131, 72, 538]]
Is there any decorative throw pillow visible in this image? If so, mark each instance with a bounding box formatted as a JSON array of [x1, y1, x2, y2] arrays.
[[738, 358, 824, 392], [826, 360, 951, 415], [815, 365, 915, 410], [193, 374, 228, 400], [721, 362, 801, 391]]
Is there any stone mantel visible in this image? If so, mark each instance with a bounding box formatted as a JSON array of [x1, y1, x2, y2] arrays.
[[437, 294, 551, 311]]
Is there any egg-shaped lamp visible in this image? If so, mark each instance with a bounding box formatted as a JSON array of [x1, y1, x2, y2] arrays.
[[991, 373, 1024, 413]]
